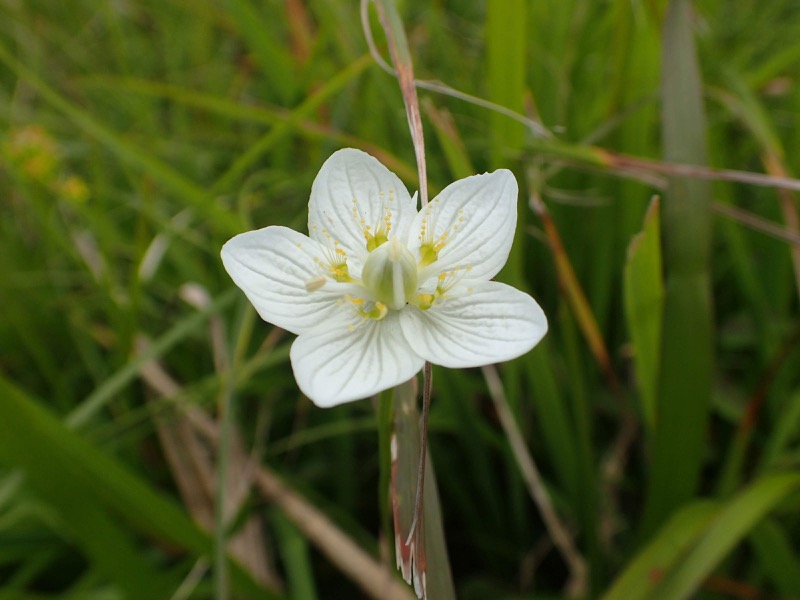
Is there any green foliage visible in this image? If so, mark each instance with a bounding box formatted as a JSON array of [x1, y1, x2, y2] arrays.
[[623, 198, 663, 433], [1, 0, 800, 598], [643, 0, 714, 534]]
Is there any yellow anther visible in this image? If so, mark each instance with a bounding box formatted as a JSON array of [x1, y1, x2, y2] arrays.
[[364, 302, 388, 321], [416, 293, 435, 310], [330, 264, 351, 282], [346, 295, 388, 321], [415, 267, 465, 310], [417, 212, 448, 267], [362, 205, 393, 252]]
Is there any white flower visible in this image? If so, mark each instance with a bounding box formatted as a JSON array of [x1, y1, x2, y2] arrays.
[[221, 148, 548, 407]]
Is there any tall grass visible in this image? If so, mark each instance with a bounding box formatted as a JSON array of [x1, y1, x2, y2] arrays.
[[1, 1, 800, 599]]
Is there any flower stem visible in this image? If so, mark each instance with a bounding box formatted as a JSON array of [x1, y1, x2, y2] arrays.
[[370, 0, 428, 207], [405, 361, 432, 546], [370, 0, 434, 574]]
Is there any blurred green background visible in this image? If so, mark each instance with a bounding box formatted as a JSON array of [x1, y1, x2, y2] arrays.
[[2, 0, 800, 598]]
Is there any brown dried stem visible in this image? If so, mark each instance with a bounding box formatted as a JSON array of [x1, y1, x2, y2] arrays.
[[482, 365, 588, 597], [137, 347, 416, 600]]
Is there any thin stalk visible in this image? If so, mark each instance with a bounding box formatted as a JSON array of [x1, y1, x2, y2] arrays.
[[138, 355, 415, 600], [213, 344, 235, 600], [370, 0, 432, 558], [214, 299, 253, 600], [361, 8, 800, 199], [405, 362, 432, 545], [360, 2, 551, 139], [370, 0, 428, 207], [482, 365, 588, 597], [213, 439, 229, 600], [712, 201, 800, 245]]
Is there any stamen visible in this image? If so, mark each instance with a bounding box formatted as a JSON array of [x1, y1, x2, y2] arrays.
[[344, 294, 388, 321], [313, 242, 353, 283], [363, 203, 394, 252], [414, 267, 467, 310], [416, 204, 450, 267]]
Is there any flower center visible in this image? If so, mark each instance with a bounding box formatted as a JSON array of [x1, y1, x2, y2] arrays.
[[361, 236, 418, 310]]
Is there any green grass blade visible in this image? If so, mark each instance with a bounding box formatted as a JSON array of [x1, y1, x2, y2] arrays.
[[601, 501, 718, 600], [65, 289, 237, 429], [486, 0, 526, 167], [0, 377, 279, 600], [609, 0, 662, 261], [605, 473, 800, 600], [223, 0, 297, 104], [487, 0, 527, 288], [271, 510, 319, 600], [210, 54, 374, 196], [749, 519, 800, 595], [422, 99, 474, 181], [485, 0, 532, 538], [760, 389, 800, 471], [642, 0, 714, 534], [0, 39, 240, 237], [623, 197, 664, 433], [653, 473, 800, 599], [524, 345, 582, 503]]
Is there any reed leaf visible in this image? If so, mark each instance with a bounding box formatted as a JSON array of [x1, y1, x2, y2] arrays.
[[642, 0, 714, 534]]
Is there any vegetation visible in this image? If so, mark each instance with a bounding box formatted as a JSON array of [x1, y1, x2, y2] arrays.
[[2, 0, 800, 598]]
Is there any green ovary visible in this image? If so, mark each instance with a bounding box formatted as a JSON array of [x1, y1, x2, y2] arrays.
[[361, 236, 418, 310]]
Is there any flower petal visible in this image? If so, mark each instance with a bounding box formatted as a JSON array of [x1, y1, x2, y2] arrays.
[[408, 169, 517, 282], [290, 312, 425, 407], [221, 226, 345, 335], [400, 281, 547, 368], [308, 148, 416, 270]]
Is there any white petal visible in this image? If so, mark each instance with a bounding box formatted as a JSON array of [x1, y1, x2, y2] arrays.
[[221, 226, 345, 335], [308, 148, 417, 270], [408, 169, 517, 282], [290, 311, 425, 407], [400, 281, 547, 368]]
